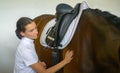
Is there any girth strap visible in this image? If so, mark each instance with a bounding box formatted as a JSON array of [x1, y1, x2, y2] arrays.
[[52, 47, 60, 65]]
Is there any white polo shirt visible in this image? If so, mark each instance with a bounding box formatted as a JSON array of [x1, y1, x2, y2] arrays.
[[14, 37, 38, 73]]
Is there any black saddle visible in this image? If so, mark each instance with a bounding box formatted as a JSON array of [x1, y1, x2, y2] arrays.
[[46, 3, 81, 47], [55, 3, 73, 21]]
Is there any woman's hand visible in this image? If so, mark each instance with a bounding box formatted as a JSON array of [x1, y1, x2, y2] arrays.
[[63, 50, 74, 64], [39, 61, 47, 68], [31, 50, 73, 73]]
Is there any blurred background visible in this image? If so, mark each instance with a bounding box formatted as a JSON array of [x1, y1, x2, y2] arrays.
[[0, 0, 120, 73]]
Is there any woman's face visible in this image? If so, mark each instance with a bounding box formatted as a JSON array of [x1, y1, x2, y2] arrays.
[[21, 21, 38, 39]]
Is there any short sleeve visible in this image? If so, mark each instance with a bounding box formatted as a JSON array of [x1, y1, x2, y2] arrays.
[[22, 46, 38, 66]]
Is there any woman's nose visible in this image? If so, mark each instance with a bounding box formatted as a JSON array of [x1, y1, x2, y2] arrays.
[[35, 29, 38, 34]]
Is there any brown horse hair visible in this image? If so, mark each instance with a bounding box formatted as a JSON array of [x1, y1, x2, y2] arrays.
[[85, 8, 120, 30]]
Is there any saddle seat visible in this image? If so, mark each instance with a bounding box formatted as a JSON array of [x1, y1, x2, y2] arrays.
[[46, 3, 81, 47], [55, 3, 73, 21]]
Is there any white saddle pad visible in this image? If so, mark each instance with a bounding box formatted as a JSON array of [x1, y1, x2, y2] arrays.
[[40, 1, 89, 49]]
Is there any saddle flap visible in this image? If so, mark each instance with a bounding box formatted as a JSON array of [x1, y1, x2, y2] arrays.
[[58, 3, 81, 42]]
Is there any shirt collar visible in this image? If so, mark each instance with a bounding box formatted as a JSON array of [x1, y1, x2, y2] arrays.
[[21, 37, 34, 44]]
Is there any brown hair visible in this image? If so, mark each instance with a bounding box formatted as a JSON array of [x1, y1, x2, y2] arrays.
[[15, 17, 33, 39]]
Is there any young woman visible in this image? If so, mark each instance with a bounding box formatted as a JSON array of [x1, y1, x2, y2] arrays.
[[14, 17, 73, 73]]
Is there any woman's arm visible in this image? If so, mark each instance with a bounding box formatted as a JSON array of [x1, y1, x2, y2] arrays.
[[31, 50, 73, 73]]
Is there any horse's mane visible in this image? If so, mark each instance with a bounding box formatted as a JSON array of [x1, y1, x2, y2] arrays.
[[86, 8, 120, 30]]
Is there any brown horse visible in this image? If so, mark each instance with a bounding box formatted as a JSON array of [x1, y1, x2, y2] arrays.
[[33, 7, 120, 73]]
